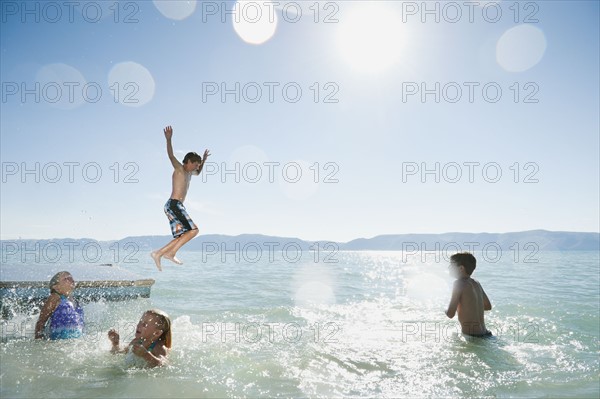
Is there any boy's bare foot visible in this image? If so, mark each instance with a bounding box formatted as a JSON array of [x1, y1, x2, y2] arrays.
[[150, 251, 163, 271], [163, 254, 183, 265]]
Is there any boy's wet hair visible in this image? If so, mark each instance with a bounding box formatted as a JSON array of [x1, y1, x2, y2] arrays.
[[450, 252, 477, 275], [146, 309, 172, 348], [49, 271, 71, 294], [183, 152, 202, 164]]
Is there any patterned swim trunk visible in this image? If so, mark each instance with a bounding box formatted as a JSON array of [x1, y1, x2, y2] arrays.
[[164, 199, 198, 238]]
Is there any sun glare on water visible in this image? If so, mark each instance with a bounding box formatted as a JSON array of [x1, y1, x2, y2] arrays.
[[405, 273, 449, 301], [336, 3, 405, 73]]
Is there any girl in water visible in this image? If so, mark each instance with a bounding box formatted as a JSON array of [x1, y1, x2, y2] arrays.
[[108, 309, 171, 368], [34, 271, 84, 340]]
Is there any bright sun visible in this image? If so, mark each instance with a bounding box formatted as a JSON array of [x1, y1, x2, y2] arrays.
[[336, 3, 405, 73]]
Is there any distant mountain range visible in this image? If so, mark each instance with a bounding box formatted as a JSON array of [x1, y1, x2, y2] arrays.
[[340, 230, 600, 251], [2, 230, 599, 251]]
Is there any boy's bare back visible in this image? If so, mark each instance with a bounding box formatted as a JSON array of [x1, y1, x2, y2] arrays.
[[445, 252, 492, 337], [447, 277, 491, 336]]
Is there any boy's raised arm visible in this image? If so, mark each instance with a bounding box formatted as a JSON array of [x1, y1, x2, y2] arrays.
[[197, 149, 211, 174], [164, 126, 182, 170]]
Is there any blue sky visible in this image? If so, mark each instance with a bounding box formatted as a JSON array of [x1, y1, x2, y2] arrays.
[[1, 0, 598, 242]]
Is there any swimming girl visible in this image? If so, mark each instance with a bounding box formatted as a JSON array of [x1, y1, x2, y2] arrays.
[[108, 309, 171, 368], [34, 271, 84, 340]]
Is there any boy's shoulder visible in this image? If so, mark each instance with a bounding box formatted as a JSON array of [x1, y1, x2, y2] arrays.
[[470, 277, 484, 287], [453, 277, 482, 291], [459, 277, 486, 293], [453, 278, 469, 288]]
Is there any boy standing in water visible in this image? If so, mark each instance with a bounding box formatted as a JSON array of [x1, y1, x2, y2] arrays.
[[151, 125, 210, 271], [445, 252, 493, 337]]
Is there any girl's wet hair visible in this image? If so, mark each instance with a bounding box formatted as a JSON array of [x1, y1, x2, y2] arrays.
[[146, 309, 172, 348], [48, 271, 71, 294]]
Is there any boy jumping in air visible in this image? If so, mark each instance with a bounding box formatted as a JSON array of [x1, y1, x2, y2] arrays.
[[151, 126, 210, 271]]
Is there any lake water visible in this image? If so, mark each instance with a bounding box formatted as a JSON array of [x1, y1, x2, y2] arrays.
[[1, 250, 598, 397]]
